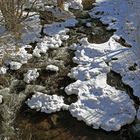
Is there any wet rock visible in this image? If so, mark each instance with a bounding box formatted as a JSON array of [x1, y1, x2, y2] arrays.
[[129, 123, 140, 139], [137, 107, 140, 120], [0, 88, 10, 97]]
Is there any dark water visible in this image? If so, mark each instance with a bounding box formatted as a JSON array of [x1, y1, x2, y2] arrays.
[[15, 107, 128, 140]]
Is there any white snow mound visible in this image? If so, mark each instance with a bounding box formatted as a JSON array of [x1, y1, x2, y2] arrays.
[[26, 92, 68, 113]]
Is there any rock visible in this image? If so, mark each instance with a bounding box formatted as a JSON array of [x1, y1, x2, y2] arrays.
[[26, 92, 68, 113], [0, 95, 3, 104], [86, 22, 92, 27], [46, 65, 59, 72], [0, 88, 10, 99], [137, 107, 140, 120], [23, 69, 39, 84], [0, 67, 7, 74], [129, 124, 140, 139], [9, 61, 22, 70]]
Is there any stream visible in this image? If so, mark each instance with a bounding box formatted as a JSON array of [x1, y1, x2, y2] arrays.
[[0, 0, 139, 140]]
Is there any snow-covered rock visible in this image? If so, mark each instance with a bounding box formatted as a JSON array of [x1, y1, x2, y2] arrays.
[[67, 0, 83, 10], [26, 92, 68, 113], [33, 46, 41, 57], [43, 22, 69, 39], [86, 22, 92, 27], [0, 67, 7, 74], [11, 47, 32, 64], [9, 61, 22, 70], [33, 35, 62, 57], [46, 65, 59, 72], [24, 69, 39, 84]]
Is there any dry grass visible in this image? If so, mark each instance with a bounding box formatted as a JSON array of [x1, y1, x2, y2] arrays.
[[0, 0, 37, 34], [57, 0, 64, 10]]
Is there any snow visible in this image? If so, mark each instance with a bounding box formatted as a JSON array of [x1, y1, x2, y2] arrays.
[[66, 0, 83, 10], [90, 0, 140, 49], [9, 61, 22, 70], [86, 22, 92, 27], [90, 0, 140, 99], [4, 46, 32, 67], [23, 69, 39, 84], [65, 36, 137, 131], [46, 65, 59, 72], [32, 18, 78, 58], [66, 74, 136, 131], [26, 92, 68, 113], [43, 18, 78, 37], [0, 67, 7, 75], [21, 12, 41, 44]]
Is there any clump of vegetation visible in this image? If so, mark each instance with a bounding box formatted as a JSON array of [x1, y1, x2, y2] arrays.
[[0, 0, 37, 34], [57, 0, 64, 10]]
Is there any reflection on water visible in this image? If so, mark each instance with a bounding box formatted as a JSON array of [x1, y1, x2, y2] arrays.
[[15, 105, 127, 140]]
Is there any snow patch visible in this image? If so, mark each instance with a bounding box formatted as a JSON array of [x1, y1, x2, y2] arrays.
[[65, 37, 137, 131], [66, 74, 136, 131], [24, 69, 39, 84], [9, 61, 22, 70], [46, 65, 59, 72], [90, 0, 140, 49], [26, 92, 68, 113], [0, 67, 7, 75]]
